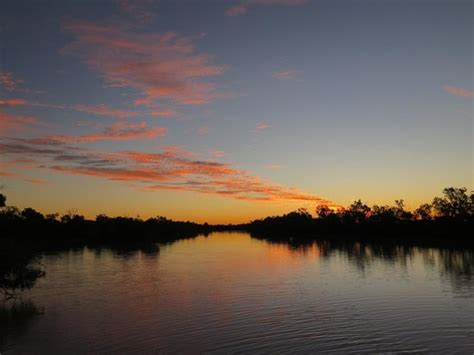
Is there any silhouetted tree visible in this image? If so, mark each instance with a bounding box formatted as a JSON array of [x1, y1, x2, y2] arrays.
[[414, 203, 432, 220], [345, 200, 370, 224], [394, 199, 413, 220], [316, 205, 332, 218], [432, 187, 472, 219], [0, 260, 45, 301], [45, 213, 59, 221], [0, 194, 6, 208], [370, 205, 397, 224], [60, 211, 85, 224], [296, 208, 312, 219], [21, 208, 44, 222]]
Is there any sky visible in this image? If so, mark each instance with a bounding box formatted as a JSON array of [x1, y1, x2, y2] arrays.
[[0, 0, 472, 223]]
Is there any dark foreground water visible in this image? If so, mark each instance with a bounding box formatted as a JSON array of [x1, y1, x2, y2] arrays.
[[1, 232, 474, 353]]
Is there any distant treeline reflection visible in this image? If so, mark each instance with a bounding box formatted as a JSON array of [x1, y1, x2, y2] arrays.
[[0, 187, 473, 299], [253, 236, 474, 296]]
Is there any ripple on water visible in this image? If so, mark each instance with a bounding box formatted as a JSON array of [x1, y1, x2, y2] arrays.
[[3, 232, 474, 353]]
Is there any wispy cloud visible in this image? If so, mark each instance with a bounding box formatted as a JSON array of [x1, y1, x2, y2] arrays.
[[226, 5, 248, 16], [0, 99, 28, 108], [118, 0, 157, 25], [0, 72, 24, 92], [44, 121, 167, 143], [213, 150, 225, 157], [62, 21, 225, 106], [226, 0, 307, 16], [0, 112, 37, 131], [267, 164, 285, 170], [0, 99, 140, 118], [72, 104, 138, 118], [256, 121, 270, 130], [272, 69, 298, 80], [0, 137, 335, 205], [133, 97, 153, 106], [444, 85, 474, 98], [0, 171, 18, 177], [27, 102, 67, 110], [150, 109, 177, 117], [24, 178, 49, 185], [0, 171, 48, 185]]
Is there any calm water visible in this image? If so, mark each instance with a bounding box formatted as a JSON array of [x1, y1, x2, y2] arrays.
[[1, 232, 474, 353]]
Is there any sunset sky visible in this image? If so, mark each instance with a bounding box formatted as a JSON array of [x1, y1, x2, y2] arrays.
[[0, 0, 472, 223]]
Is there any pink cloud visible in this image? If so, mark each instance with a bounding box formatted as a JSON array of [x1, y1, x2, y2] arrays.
[[46, 121, 167, 143], [256, 122, 270, 130], [72, 104, 138, 118], [0, 171, 18, 177], [213, 150, 225, 157], [118, 0, 157, 25], [0, 100, 139, 118], [0, 72, 24, 91], [62, 22, 225, 106], [160, 145, 198, 160], [226, 5, 248, 16], [150, 109, 177, 117], [0, 99, 28, 108], [272, 69, 297, 80], [52, 165, 170, 182], [226, 0, 307, 16], [0, 111, 37, 130], [0, 138, 336, 206], [133, 97, 153, 106], [444, 85, 474, 98]]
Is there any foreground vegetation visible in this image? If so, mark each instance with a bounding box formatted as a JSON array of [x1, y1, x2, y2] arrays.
[[0, 187, 473, 300]]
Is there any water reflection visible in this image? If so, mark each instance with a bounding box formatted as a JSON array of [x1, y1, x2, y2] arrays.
[[254, 235, 474, 297], [2, 232, 473, 353], [89, 241, 160, 258], [0, 301, 43, 352], [423, 248, 474, 297]]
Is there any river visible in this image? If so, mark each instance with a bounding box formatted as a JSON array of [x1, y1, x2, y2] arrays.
[[1, 232, 473, 353]]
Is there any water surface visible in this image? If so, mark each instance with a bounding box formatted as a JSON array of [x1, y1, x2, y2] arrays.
[[2, 232, 474, 353]]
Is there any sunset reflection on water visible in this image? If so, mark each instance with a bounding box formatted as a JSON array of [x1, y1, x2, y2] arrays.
[[2, 232, 473, 353]]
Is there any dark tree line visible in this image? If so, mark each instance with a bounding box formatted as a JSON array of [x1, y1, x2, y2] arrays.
[[1, 187, 472, 246], [0, 187, 472, 300], [0, 194, 214, 300], [0, 196, 214, 247], [245, 187, 474, 241]]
